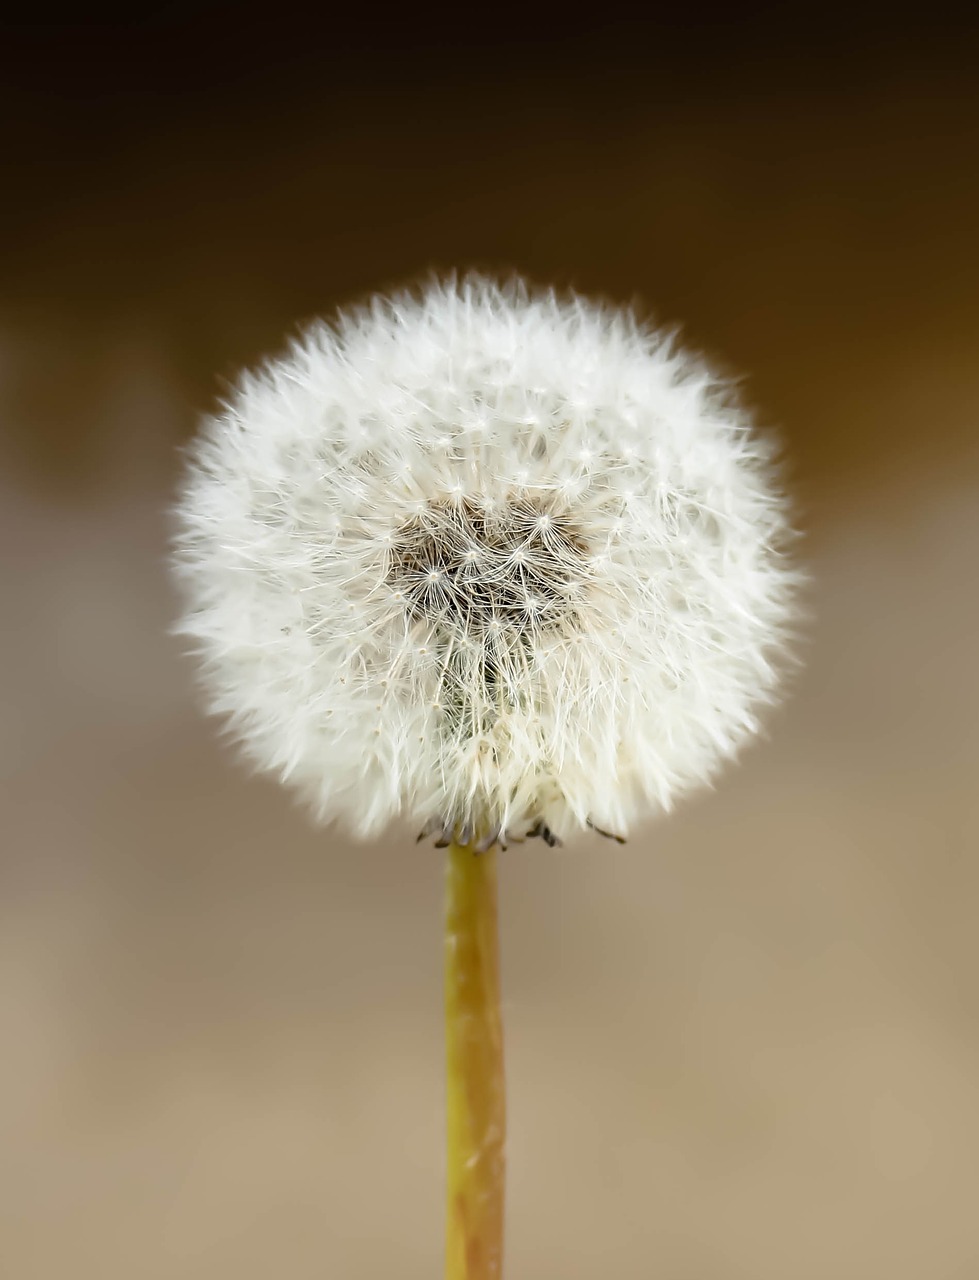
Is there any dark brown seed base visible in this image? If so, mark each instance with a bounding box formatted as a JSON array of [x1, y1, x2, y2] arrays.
[[416, 816, 626, 851]]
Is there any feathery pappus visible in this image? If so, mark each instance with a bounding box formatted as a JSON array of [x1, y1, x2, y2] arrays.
[[173, 276, 797, 847]]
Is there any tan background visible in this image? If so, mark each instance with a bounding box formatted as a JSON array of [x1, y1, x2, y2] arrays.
[[2, 13, 978, 1278]]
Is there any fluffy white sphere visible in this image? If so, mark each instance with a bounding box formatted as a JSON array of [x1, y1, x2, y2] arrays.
[[173, 277, 796, 846]]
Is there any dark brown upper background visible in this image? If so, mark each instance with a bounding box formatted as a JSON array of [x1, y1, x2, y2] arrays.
[[6, 8, 979, 505], [2, 10, 978, 1279]]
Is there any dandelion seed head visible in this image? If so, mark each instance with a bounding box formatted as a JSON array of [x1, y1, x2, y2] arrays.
[[173, 276, 797, 844]]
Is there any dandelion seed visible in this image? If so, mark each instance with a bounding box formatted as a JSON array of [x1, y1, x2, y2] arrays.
[[172, 275, 797, 846]]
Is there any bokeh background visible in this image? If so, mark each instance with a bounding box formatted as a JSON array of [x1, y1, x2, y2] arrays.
[[3, 10, 979, 1278]]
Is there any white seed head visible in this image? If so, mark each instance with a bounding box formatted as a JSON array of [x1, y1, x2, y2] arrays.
[[173, 276, 797, 845]]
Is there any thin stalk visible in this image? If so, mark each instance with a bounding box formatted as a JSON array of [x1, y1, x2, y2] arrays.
[[444, 839, 506, 1280]]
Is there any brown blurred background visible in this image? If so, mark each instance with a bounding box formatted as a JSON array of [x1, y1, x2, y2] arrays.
[[2, 9, 979, 1277]]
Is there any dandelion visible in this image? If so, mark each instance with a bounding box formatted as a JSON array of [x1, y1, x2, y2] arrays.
[[173, 275, 797, 1279]]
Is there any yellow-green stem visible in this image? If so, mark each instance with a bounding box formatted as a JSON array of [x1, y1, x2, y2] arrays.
[[444, 839, 506, 1280]]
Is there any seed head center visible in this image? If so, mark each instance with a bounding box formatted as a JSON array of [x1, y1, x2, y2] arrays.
[[388, 495, 590, 638]]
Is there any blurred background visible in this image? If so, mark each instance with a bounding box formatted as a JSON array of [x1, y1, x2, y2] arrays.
[[2, 9, 979, 1278]]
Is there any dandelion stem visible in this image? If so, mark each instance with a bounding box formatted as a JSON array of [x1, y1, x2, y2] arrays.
[[444, 838, 506, 1280]]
